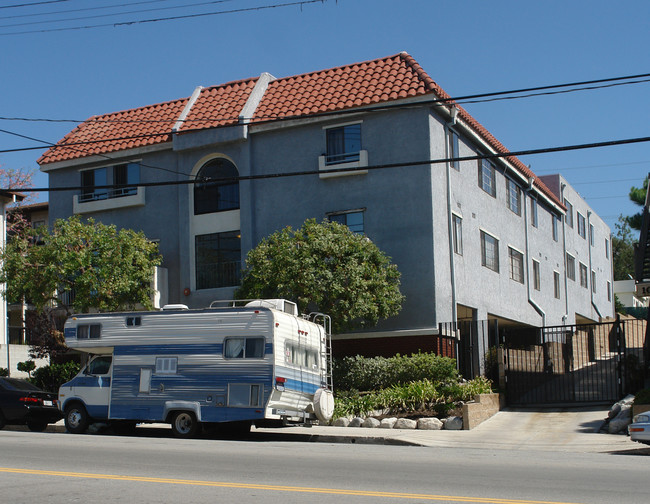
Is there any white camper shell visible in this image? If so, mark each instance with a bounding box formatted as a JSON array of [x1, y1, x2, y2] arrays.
[[58, 299, 334, 437]]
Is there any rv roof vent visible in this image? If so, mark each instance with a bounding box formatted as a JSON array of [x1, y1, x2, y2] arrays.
[[245, 299, 298, 316], [161, 304, 189, 311]]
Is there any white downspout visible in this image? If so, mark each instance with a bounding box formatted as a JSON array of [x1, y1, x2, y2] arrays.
[[444, 107, 459, 324]]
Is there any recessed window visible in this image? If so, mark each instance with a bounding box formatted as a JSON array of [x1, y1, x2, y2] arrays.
[[194, 158, 240, 215], [328, 210, 364, 234], [80, 167, 108, 202], [195, 231, 241, 289], [605, 238, 610, 259], [554, 271, 561, 299], [224, 337, 265, 359], [481, 231, 499, 273], [448, 130, 460, 170], [530, 199, 538, 228], [589, 224, 594, 246], [325, 124, 361, 165], [579, 263, 588, 288], [478, 159, 496, 197], [566, 253, 576, 281], [577, 212, 586, 239], [126, 316, 141, 327], [80, 163, 140, 203], [452, 214, 463, 255], [532, 259, 541, 291], [155, 357, 178, 374], [552, 215, 559, 242], [591, 270, 597, 293], [506, 179, 521, 216], [509, 247, 524, 284], [607, 280, 611, 301], [564, 199, 573, 228]]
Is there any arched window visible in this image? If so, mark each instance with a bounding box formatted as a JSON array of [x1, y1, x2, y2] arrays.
[[194, 158, 239, 215]]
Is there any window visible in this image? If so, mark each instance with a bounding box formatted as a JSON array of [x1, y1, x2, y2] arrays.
[[155, 357, 178, 374], [87, 356, 112, 375], [228, 383, 262, 407], [328, 210, 364, 234], [566, 253, 576, 281], [126, 316, 141, 327], [532, 259, 541, 291], [478, 159, 496, 196], [509, 247, 524, 284], [77, 324, 101, 339], [195, 231, 241, 289], [564, 199, 573, 228], [325, 124, 361, 165], [448, 130, 460, 170], [530, 199, 538, 228], [589, 224, 594, 246], [605, 238, 610, 259], [224, 337, 265, 359], [80, 163, 140, 202], [481, 231, 499, 272], [554, 271, 561, 299], [577, 212, 586, 239], [506, 179, 521, 215], [452, 214, 463, 255], [285, 343, 319, 369], [552, 215, 559, 242], [579, 263, 588, 288], [194, 158, 240, 215], [591, 270, 597, 293], [607, 280, 611, 301]]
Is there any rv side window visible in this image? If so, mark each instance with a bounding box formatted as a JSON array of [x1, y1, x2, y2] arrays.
[[155, 357, 178, 374], [77, 324, 101, 339], [285, 343, 318, 369], [224, 337, 265, 359], [126, 317, 142, 327]]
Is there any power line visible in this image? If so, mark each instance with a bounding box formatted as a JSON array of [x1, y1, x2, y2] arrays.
[[4, 134, 650, 194], [0, 0, 329, 35], [0, 0, 178, 20], [0, 0, 68, 10]]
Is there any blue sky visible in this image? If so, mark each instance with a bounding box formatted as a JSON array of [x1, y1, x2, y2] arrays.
[[1, 0, 649, 234]]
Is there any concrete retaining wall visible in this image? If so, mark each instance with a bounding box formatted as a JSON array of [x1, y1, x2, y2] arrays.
[[462, 393, 505, 430], [0, 344, 49, 378]]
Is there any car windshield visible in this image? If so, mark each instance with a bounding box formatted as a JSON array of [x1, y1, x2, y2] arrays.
[[0, 378, 41, 392]]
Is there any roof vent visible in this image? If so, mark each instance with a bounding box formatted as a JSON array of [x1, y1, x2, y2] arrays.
[[162, 304, 189, 311]]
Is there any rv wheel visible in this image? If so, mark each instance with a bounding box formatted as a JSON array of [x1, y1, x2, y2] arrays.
[[64, 403, 89, 434], [171, 411, 200, 438]]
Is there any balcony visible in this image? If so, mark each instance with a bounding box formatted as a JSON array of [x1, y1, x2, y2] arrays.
[[318, 150, 368, 179], [74, 186, 145, 214]]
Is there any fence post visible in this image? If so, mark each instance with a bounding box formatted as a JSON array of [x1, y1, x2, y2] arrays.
[[615, 314, 624, 398]]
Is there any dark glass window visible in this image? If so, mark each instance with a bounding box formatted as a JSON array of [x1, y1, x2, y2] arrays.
[[194, 158, 240, 215], [80, 167, 108, 202], [113, 163, 140, 197], [479, 159, 496, 196], [195, 231, 241, 289], [328, 211, 364, 234], [326, 124, 361, 165]]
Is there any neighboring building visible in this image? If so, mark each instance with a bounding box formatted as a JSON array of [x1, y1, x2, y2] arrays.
[[614, 279, 649, 309], [37, 52, 614, 356]]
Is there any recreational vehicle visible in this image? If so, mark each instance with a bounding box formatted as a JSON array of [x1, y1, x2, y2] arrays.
[[58, 299, 334, 438]]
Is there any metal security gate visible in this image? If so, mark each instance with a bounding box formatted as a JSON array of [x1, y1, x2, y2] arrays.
[[503, 318, 647, 406]]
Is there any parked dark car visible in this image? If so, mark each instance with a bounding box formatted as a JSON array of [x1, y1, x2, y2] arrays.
[[0, 377, 62, 432]]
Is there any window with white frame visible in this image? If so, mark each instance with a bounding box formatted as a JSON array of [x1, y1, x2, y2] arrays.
[[509, 247, 524, 284], [532, 259, 541, 291], [579, 262, 588, 288], [591, 270, 597, 293], [530, 199, 538, 228], [155, 357, 178, 374], [452, 214, 463, 255], [325, 124, 361, 165], [328, 210, 364, 234], [564, 199, 573, 228], [481, 231, 499, 272], [224, 337, 265, 359], [577, 212, 586, 239], [566, 253, 576, 281], [478, 159, 496, 197], [554, 271, 561, 299], [507, 179, 521, 215]]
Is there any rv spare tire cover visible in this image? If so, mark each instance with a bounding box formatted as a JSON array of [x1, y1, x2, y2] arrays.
[[313, 388, 334, 422]]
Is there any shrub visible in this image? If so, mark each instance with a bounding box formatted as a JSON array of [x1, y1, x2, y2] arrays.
[[0, 367, 8, 377], [634, 388, 650, 405], [17, 360, 36, 378], [31, 361, 80, 393]]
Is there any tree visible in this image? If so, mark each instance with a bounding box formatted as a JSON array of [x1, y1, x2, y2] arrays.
[[0, 216, 162, 359], [237, 219, 404, 334], [612, 215, 635, 281], [626, 176, 648, 231]]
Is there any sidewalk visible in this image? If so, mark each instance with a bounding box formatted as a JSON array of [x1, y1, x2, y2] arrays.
[[13, 407, 647, 454]]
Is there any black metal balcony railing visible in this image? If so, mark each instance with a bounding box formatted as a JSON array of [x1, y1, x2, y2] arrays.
[[79, 186, 138, 203]]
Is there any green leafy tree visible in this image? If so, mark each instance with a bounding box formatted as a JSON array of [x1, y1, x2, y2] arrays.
[[612, 216, 635, 281], [626, 176, 648, 231], [237, 219, 404, 334], [0, 216, 162, 359]]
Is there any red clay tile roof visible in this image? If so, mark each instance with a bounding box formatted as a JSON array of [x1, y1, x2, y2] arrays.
[[37, 52, 561, 208]]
